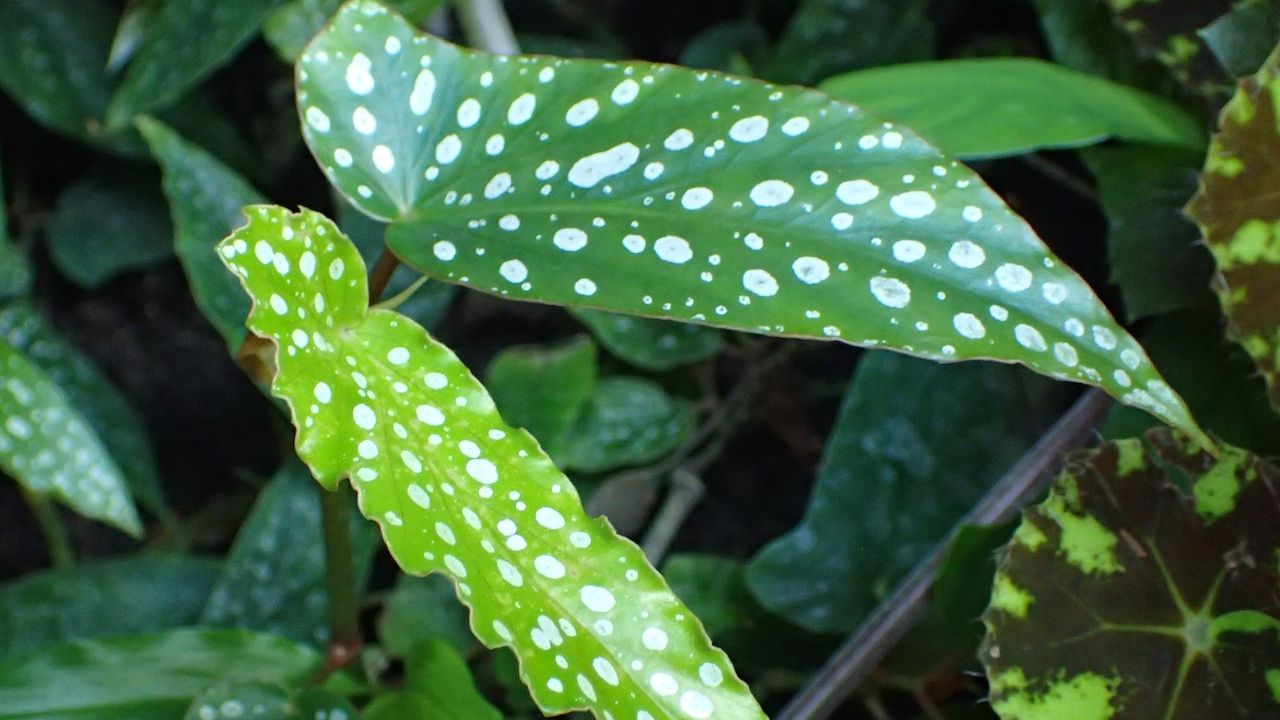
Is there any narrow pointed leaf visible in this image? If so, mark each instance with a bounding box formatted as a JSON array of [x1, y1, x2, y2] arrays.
[[572, 309, 724, 371], [0, 339, 141, 535], [1186, 46, 1280, 411], [104, 0, 277, 128], [296, 0, 1204, 443], [981, 429, 1280, 719], [202, 457, 377, 646], [139, 117, 263, 350], [0, 301, 166, 515], [0, 629, 319, 720], [218, 206, 765, 720], [818, 58, 1204, 159]]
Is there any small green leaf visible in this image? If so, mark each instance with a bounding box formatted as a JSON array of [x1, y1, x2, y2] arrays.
[[47, 166, 173, 288], [265, 0, 449, 63], [1199, 1, 1280, 78], [1081, 145, 1213, 320], [218, 206, 765, 720], [0, 628, 320, 720], [105, 0, 277, 129], [1187, 45, 1280, 411], [746, 351, 1042, 632], [758, 0, 933, 86], [572, 309, 723, 371], [982, 429, 1280, 720], [296, 0, 1204, 443], [933, 523, 1016, 641], [485, 335, 597, 455], [819, 58, 1204, 159], [0, 338, 141, 535], [201, 457, 378, 646], [558, 377, 695, 473], [0, 556, 221, 656], [377, 573, 478, 658], [0, 300, 167, 515], [139, 116, 264, 350], [364, 639, 501, 720], [184, 681, 291, 720], [0, 0, 141, 153]]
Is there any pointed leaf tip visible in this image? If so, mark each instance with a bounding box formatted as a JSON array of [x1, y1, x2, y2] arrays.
[[216, 205, 766, 720]]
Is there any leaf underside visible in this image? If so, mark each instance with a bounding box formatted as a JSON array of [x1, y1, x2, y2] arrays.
[[1186, 46, 1280, 411], [295, 0, 1203, 443], [982, 429, 1280, 720], [218, 206, 765, 720]]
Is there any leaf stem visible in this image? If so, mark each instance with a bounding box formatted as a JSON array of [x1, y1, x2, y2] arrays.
[[317, 482, 362, 678], [776, 389, 1112, 720], [454, 0, 520, 55], [21, 488, 74, 569], [367, 248, 400, 303], [641, 469, 705, 564]]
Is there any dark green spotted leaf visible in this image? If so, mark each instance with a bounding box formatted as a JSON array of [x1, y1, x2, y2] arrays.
[[0, 301, 166, 515], [485, 335, 597, 456], [1105, 0, 1234, 98], [294, 688, 360, 718], [265, 0, 449, 63], [377, 573, 478, 658], [218, 206, 765, 720], [47, 166, 173, 288], [0, 338, 141, 536], [184, 681, 292, 720], [1199, 0, 1280, 78], [0, 0, 141, 153], [981, 429, 1280, 720], [139, 116, 263, 350], [819, 58, 1204, 159], [1186, 46, 1280, 410], [0, 555, 221, 656], [571, 309, 724, 371], [1081, 145, 1214, 320], [201, 457, 378, 647], [297, 0, 1205, 443], [558, 377, 696, 474], [746, 351, 1042, 633], [363, 639, 501, 720], [104, 0, 277, 129], [0, 149, 31, 303], [0, 628, 320, 720], [758, 0, 933, 86]]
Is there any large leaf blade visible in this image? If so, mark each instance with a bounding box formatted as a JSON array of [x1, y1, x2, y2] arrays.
[[218, 206, 765, 720], [296, 0, 1204, 443]]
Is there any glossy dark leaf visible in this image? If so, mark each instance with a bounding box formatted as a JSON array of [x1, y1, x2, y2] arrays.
[[1029, 0, 1166, 88], [485, 335, 597, 456], [0, 628, 320, 720], [1186, 45, 1280, 410], [982, 429, 1280, 719], [377, 573, 478, 658], [0, 150, 30, 301], [558, 377, 696, 473], [47, 166, 173, 288], [933, 523, 1016, 641], [297, 1, 1205, 441], [571, 309, 724, 371], [1199, 0, 1280, 78], [265, 0, 449, 63], [746, 351, 1041, 632], [364, 639, 501, 720], [758, 0, 934, 86], [819, 58, 1203, 159], [105, 0, 278, 128], [139, 117, 263, 350], [678, 22, 768, 74], [201, 457, 378, 646], [0, 556, 221, 656], [1104, 0, 1234, 98], [0, 301, 167, 515]]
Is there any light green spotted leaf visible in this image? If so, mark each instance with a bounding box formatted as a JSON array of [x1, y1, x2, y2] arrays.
[[139, 117, 264, 351], [0, 339, 142, 536], [295, 0, 1205, 444], [183, 681, 291, 720], [982, 429, 1280, 720], [217, 206, 765, 720]]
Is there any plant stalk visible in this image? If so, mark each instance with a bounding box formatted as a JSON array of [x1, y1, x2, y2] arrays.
[[318, 483, 361, 675], [455, 0, 520, 54], [777, 389, 1112, 720], [21, 488, 74, 569]]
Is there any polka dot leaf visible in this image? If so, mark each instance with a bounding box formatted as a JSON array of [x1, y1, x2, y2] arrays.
[[217, 206, 763, 720], [0, 337, 142, 536], [981, 429, 1280, 720], [1186, 45, 1280, 412], [295, 0, 1205, 445]]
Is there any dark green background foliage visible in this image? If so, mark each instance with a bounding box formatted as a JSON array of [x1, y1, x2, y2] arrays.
[[1, 0, 1278, 719]]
